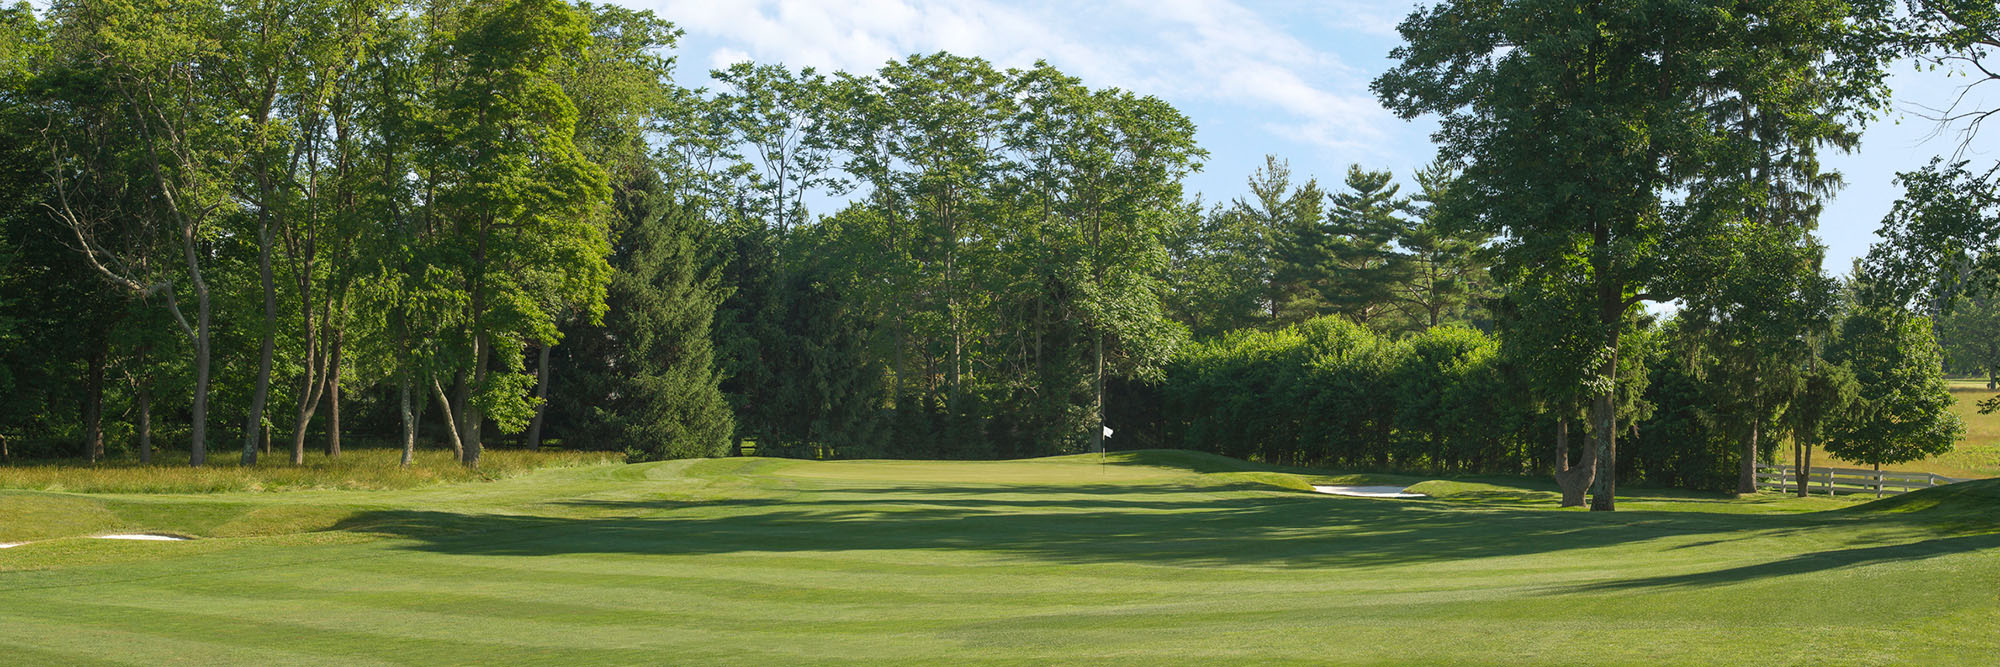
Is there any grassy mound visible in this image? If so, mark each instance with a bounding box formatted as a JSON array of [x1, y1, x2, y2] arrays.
[[1849, 477, 2000, 528], [0, 493, 365, 542], [1099, 448, 1293, 473]]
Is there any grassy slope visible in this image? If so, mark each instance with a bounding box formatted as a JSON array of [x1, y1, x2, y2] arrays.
[[0, 450, 1995, 664], [1825, 379, 2000, 479]]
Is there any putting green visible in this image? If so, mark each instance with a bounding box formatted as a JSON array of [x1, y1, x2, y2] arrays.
[[1, 451, 1995, 664]]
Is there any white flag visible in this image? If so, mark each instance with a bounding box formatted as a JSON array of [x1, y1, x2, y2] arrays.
[[1102, 425, 1114, 438]]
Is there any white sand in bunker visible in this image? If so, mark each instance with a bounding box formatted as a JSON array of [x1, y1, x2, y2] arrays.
[[1311, 485, 1427, 499], [0, 534, 189, 549]]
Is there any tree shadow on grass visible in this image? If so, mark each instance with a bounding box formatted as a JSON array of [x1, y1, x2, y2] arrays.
[[329, 481, 1849, 573], [1558, 530, 2000, 592]]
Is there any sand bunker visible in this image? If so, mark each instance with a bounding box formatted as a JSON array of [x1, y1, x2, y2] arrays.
[[1311, 485, 1427, 499], [0, 534, 188, 550]]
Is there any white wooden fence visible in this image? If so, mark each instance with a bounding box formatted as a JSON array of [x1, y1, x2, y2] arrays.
[[1754, 464, 1966, 497]]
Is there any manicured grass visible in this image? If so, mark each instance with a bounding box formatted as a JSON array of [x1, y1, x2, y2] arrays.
[[1826, 379, 2000, 479], [1, 450, 1996, 663]]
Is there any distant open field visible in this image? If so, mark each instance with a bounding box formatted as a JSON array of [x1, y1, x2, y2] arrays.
[[1824, 379, 2000, 479], [2, 450, 1995, 663]]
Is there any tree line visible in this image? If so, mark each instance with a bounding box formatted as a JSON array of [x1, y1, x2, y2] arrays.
[[0, 0, 1990, 511], [0, 0, 1212, 466]]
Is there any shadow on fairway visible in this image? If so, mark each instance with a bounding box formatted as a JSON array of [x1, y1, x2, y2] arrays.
[[327, 480, 1904, 576], [1561, 530, 2000, 592]]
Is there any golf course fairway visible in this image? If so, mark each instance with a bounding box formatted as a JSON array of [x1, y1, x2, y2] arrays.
[[1, 450, 1995, 664]]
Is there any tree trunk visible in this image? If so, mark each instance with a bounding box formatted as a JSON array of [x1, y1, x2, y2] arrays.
[[137, 380, 152, 465], [325, 335, 342, 457], [1588, 386, 1617, 511], [411, 376, 429, 451], [135, 373, 152, 467], [245, 218, 276, 466], [1552, 414, 1593, 507], [1800, 435, 1816, 497], [398, 373, 415, 467], [432, 375, 464, 459], [1738, 414, 1759, 494], [525, 341, 551, 450], [1797, 438, 1816, 499], [449, 368, 469, 456], [290, 371, 323, 465], [1586, 277, 1622, 511], [464, 331, 489, 468], [191, 295, 211, 467], [84, 344, 105, 462], [289, 302, 324, 465]]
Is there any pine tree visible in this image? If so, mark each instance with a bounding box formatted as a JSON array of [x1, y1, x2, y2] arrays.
[[1323, 165, 1406, 327], [555, 188, 734, 461]]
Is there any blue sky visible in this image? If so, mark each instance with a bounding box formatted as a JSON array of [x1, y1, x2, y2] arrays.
[[634, 0, 2000, 276]]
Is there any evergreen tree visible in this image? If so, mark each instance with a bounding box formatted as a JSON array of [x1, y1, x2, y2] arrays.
[[1244, 157, 1329, 324], [1161, 201, 1266, 339], [555, 188, 733, 461], [1390, 160, 1493, 329], [1323, 165, 1406, 328]]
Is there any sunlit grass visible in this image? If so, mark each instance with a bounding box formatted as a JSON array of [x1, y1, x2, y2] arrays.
[[1825, 379, 2000, 479], [0, 447, 620, 494], [0, 451, 1994, 663]]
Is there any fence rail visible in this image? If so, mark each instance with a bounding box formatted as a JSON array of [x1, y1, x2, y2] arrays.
[[1754, 464, 1965, 497]]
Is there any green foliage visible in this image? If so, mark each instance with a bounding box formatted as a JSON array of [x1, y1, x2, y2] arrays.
[[1375, 0, 1892, 508], [1389, 159, 1494, 329], [1627, 353, 1742, 491], [1861, 159, 1999, 311], [1241, 156, 1330, 324], [553, 193, 732, 461], [1934, 292, 2000, 384], [1162, 156, 1497, 340], [1321, 165, 1404, 326], [1825, 308, 1962, 466], [0, 0, 1967, 511], [1161, 200, 1267, 339], [699, 55, 1201, 459], [1163, 316, 1522, 472], [428, 0, 613, 457]]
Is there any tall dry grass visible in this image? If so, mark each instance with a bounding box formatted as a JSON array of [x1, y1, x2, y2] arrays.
[[0, 448, 621, 493]]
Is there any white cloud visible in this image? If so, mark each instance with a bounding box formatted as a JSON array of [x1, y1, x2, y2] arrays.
[[708, 47, 752, 70], [632, 0, 1397, 156], [1297, 1, 1417, 38]]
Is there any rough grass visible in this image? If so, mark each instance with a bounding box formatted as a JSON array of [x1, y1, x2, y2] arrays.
[[1824, 379, 2000, 479], [0, 448, 620, 494], [1, 449, 1995, 664]]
